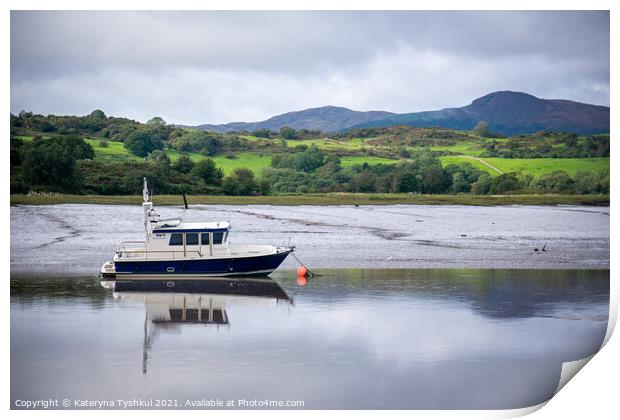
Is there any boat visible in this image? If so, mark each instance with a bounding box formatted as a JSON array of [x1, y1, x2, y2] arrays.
[[99, 178, 294, 279]]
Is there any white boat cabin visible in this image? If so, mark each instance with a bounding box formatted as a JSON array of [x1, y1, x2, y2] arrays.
[[149, 220, 231, 257]]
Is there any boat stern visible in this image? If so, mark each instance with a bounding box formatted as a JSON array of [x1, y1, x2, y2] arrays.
[[99, 260, 116, 279]]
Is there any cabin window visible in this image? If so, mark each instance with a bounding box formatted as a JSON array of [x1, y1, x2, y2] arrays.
[[201, 233, 210, 245], [186, 233, 199, 245], [213, 232, 224, 244], [169, 233, 183, 246]]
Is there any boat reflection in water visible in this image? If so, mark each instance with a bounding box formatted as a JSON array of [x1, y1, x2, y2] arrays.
[[101, 278, 293, 373]]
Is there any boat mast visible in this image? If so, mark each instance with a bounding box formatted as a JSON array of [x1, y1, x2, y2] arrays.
[[143, 178, 152, 240]]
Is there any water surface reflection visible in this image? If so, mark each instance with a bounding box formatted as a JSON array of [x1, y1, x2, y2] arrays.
[[105, 279, 293, 374], [11, 269, 609, 409]]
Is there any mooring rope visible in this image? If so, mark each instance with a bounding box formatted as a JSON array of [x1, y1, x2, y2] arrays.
[[290, 251, 320, 277]]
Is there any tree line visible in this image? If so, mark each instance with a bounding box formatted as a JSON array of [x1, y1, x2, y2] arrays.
[[10, 134, 269, 196], [480, 132, 609, 159], [10, 135, 609, 196], [10, 110, 609, 197], [261, 146, 609, 195]]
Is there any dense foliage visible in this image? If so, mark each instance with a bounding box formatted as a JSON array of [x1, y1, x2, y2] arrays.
[[9, 110, 610, 197], [11, 110, 140, 140], [12, 136, 95, 193], [262, 148, 609, 195], [124, 127, 166, 157], [271, 145, 325, 172], [168, 130, 224, 155], [481, 132, 610, 158]]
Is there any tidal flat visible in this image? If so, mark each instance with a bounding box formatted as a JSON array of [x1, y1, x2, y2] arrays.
[[10, 204, 609, 275]]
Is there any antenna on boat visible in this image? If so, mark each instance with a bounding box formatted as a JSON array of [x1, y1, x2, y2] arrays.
[[143, 178, 152, 240], [141, 178, 161, 240], [143, 177, 149, 203]]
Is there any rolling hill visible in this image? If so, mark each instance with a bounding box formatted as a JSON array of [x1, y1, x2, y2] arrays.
[[351, 91, 610, 135], [188, 91, 609, 136], [193, 106, 394, 133]]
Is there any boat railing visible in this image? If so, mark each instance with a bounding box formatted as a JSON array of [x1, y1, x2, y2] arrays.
[[116, 241, 203, 259]]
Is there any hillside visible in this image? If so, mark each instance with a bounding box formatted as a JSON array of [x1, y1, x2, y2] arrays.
[[10, 110, 610, 199], [352, 91, 610, 135], [194, 106, 394, 133], [188, 91, 610, 136]]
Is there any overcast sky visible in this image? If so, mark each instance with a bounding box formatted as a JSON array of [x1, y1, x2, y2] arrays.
[[11, 11, 610, 125]]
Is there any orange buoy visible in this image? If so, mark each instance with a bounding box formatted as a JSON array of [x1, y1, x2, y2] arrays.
[[296, 276, 308, 286], [296, 266, 308, 277]]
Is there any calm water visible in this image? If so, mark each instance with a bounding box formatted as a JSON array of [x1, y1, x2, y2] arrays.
[[11, 269, 608, 409]]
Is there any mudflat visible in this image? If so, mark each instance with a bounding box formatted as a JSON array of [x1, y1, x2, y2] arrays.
[[10, 204, 609, 275]]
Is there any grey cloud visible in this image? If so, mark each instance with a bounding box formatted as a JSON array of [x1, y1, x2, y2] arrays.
[[10, 10, 609, 124]]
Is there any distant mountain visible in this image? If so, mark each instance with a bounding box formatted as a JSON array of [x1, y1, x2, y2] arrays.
[[193, 106, 395, 133], [350, 91, 610, 135], [187, 91, 609, 135]]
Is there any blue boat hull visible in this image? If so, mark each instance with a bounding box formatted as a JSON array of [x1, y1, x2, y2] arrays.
[[113, 279, 291, 301], [112, 250, 291, 278]]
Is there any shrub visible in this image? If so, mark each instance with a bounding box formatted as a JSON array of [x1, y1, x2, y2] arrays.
[[489, 173, 523, 194], [191, 159, 224, 186], [534, 170, 574, 193], [222, 168, 258, 195], [124, 128, 165, 157], [172, 155, 195, 174], [471, 174, 492, 195]]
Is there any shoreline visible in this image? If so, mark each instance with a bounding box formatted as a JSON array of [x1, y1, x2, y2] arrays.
[[10, 267, 611, 280], [10, 193, 610, 206]]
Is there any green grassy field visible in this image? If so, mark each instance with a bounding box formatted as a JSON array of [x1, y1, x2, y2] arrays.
[[10, 193, 610, 207], [430, 141, 487, 157], [286, 137, 368, 150], [14, 135, 37, 141], [482, 157, 610, 177], [238, 135, 263, 142], [84, 139, 140, 162], [240, 135, 368, 149], [15, 134, 610, 179], [340, 156, 401, 167], [161, 148, 207, 163], [210, 153, 273, 175], [439, 156, 500, 174], [85, 138, 273, 175], [440, 155, 609, 177]]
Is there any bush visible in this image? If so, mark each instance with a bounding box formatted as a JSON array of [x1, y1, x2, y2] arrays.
[[170, 130, 223, 156], [279, 126, 297, 140], [471, 174, 492, 194], [473, 121, 492, 137], [191, 159, 224, 186], [262, 168, 311, 193], [21, 136, 91, 192], [222, 168, 258, 195], [251, 129, 272, 138], [573, 170, 609, 194], [489, 173, 523, 194], [350, 171, 377, 193], [172, 155, 195, 174], [534, 170, 574, 193], [124, 128, 165, 157], [271, 145, 324, 173], [10, 171, 29, 194]]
